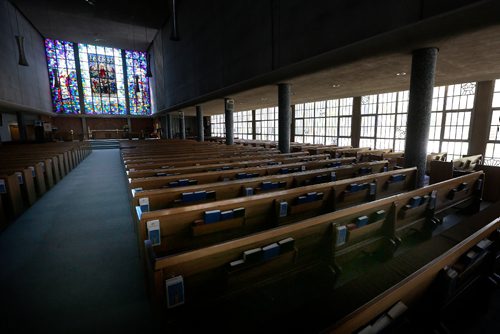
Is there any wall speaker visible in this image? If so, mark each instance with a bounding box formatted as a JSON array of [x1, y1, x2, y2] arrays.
[[15, 36, 29, 66]]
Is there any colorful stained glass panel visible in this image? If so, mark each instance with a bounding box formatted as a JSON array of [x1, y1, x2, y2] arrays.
[[125, 50, 151, 115], [44, 39, 80, 114]]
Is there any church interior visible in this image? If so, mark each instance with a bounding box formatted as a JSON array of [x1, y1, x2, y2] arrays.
[[1, 0, 500, 333]]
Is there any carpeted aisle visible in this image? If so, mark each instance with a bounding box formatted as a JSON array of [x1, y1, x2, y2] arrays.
[[0, 149, 157, 333]]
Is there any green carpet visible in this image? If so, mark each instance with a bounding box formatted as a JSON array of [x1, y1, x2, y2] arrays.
[[0, 149, 158, 333]]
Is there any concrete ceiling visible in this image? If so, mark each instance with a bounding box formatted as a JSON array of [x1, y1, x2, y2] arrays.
[[10, 0, 169, 50], [184, 23, 500, 117]]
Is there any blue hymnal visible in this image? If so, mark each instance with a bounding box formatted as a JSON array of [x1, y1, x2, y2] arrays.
[[261, 181, 272, 190], [233, 207, 245, 218], [280, 168, 289, 174], [262, 243, 280, 260], [29, 167, 35, 178], [194, 191, 207, 201], [139, 197, 150, 212], [236, 173, 247, 179], [369, 183, 377, 196], [165, 276, 185, 308], [390, 174, 406, 182], [296, 196, 308, 205], [204, 210, 221, 224], [178, 179, 189, 186], [156, 172, 167, 176], [409, 196, 421, 207], [356, 216, 369, 227], [373, 210, 386, 221], [279, 201, 288, 217], [229, 259, 245, 269], [168, 181, 179, 187], [0, 179, 6, 194], [278, 237, 295, 252], [306, 192, 317, 201], [359, 167, 372, 175], [348, 183, 359, 192], [245, 187, 254, 196], [220, 210, 234, 221], [182, 192, 195, 202], [336, 225, 347, 246], [243, 248, 262, 263]]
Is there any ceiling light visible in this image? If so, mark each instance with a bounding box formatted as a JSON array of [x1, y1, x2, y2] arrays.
[[396, 72, 407, 76], [331, 84, 341, 88], [261, 97, 268, 101], [84, 0, 96, 5]]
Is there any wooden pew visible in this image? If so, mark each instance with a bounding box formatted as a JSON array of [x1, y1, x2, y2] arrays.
[[143, 171, 483, 311], [122, 151, 306, 165], [131, 161, 390, 210], [331, 206, 499, 334], [125, 153, 330, 172], [137, 168, 417, 256], [128, 157, 358, 191]]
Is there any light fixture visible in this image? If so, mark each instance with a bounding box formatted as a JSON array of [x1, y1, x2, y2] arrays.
[[15, 36, 29, 66], [170, 0, 180, 41], [331, 84, 341, 88], [396, 72, 407, 76], [14, 12, 28, 66], [84, 0, 96, 6]]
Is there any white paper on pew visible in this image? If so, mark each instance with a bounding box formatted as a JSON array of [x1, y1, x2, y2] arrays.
[[139, 197, 150, 212], [135, 206, 142, 220], [0, 179, 6, 194], [131, 187, 143, 197], [371, 314, 391, 333], [147, 219, 161, 246], [165, 276, 185, 308], [29, 166, 35, 178], [357, 325, 375, 334], [15, 172, 23, 185], [387, 301, 408, 320]]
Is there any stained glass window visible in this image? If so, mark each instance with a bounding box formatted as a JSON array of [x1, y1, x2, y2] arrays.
[[125, 51, 151, 115], [45, 38, 152, 115], [78, 44, 126, 115], [45, 39, 80, 114]]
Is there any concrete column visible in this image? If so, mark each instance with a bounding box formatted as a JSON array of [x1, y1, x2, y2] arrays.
[[16, 112, 27, 142], [82, 117, 88, 140], [166, 113, 173, 139], [291, 104, 296, 143], [469, 80, 495, 156], [404, 47, 439, 187], [127, 117, 132, 131], [196, 105, 204, 142], [179, 111, 186, 140], [351, 96, 362, 148], [224, 98, 234, 145], [278, 83, 291, 153], [251, 109, 257, 140]]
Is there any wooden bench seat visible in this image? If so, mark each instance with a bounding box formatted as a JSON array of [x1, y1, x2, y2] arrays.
[[331, 201, 500, 334], [143, 171, 483, 313], [125, 153, 330, 172], [137, 168, 417, 256], [131, 161, 390, 210], [122, 151, 306, 165], [128, 157, 358, 190]]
